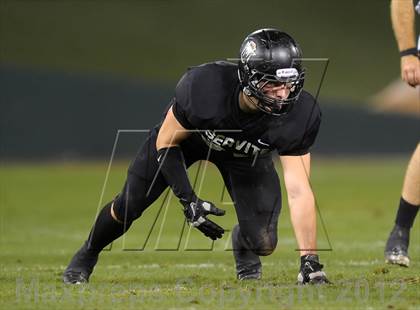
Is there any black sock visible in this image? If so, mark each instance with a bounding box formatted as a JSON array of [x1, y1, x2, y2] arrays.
[[395, 197, 419, 229], [232, 225, 261, 271], [85, 201, 132, 255]]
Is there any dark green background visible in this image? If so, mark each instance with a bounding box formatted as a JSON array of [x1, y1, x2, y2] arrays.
[[1, 0, 419, 159], [0, 0, 409, 101]]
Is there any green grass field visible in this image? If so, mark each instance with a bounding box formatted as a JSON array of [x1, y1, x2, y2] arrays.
[[1, 158, 419, 309]]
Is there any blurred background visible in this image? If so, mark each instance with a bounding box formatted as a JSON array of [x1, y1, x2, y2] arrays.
[[1, 0, 418, 160]]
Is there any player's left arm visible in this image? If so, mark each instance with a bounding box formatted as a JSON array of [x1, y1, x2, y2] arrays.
[[280, 153, 316, 256], [280, 153, 330, 284]]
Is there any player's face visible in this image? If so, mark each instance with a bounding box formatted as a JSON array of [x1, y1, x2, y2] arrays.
[[261, 82, 292, 100]]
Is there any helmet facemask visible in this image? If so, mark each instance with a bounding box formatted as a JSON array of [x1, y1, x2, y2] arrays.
[[240, 66, 305, 116]]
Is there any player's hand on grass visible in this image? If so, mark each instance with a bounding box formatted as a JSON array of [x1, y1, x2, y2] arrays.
[[297, 254, 331, 285], [180, 196, 225, 240]]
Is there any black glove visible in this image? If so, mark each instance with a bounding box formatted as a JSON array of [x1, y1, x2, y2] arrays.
[[180, 196, 226, 240], [156, 147, 225, 240], [297, 254, 330, 285]]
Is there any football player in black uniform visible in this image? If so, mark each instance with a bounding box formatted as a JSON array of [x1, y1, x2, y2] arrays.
[[63, 28, 330, 285]]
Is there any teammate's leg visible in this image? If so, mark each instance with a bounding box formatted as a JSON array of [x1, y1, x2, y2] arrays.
[[385, 143, 420, 267], [217, 156, 282, 280]]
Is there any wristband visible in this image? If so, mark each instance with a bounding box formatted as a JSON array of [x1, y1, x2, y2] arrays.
[[400, 48, 419, 57]]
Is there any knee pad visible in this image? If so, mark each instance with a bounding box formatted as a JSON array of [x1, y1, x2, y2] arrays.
[[247, 231, 277, 256]]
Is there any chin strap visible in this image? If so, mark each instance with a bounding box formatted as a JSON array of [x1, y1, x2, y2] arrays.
[[243, 86, 252, 96]]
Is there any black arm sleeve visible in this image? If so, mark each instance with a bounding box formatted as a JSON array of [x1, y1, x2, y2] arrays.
[[157, 146, 196, 202]]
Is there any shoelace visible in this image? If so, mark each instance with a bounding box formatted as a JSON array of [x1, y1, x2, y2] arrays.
[[65, 270, 87, 281], [391, 247, 407, 254]]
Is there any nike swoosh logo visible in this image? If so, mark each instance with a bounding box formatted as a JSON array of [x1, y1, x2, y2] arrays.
[[257, 139, 270, 147]]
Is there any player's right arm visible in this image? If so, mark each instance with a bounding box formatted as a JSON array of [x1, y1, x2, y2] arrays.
[[156, 106, 191, 149], [156, 106, 225, 240], [390, 0, 420, 86]]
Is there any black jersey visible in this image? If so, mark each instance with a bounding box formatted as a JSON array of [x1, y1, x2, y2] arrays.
[[172, 61, 321, 158]]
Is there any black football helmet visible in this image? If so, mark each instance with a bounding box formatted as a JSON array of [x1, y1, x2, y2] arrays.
[[238, 28, 305, 115]]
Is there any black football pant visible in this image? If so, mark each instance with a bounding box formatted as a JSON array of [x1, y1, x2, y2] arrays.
[[87, 128, 282, 261]]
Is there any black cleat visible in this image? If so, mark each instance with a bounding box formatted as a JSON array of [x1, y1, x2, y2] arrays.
[[297, 254, 331, 285], [63, 269, 90, 285], [385, 225, 410, 267], [297, 270, 330, 285], [237, 266, 262, 281], [63, 242, 98, 284]]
